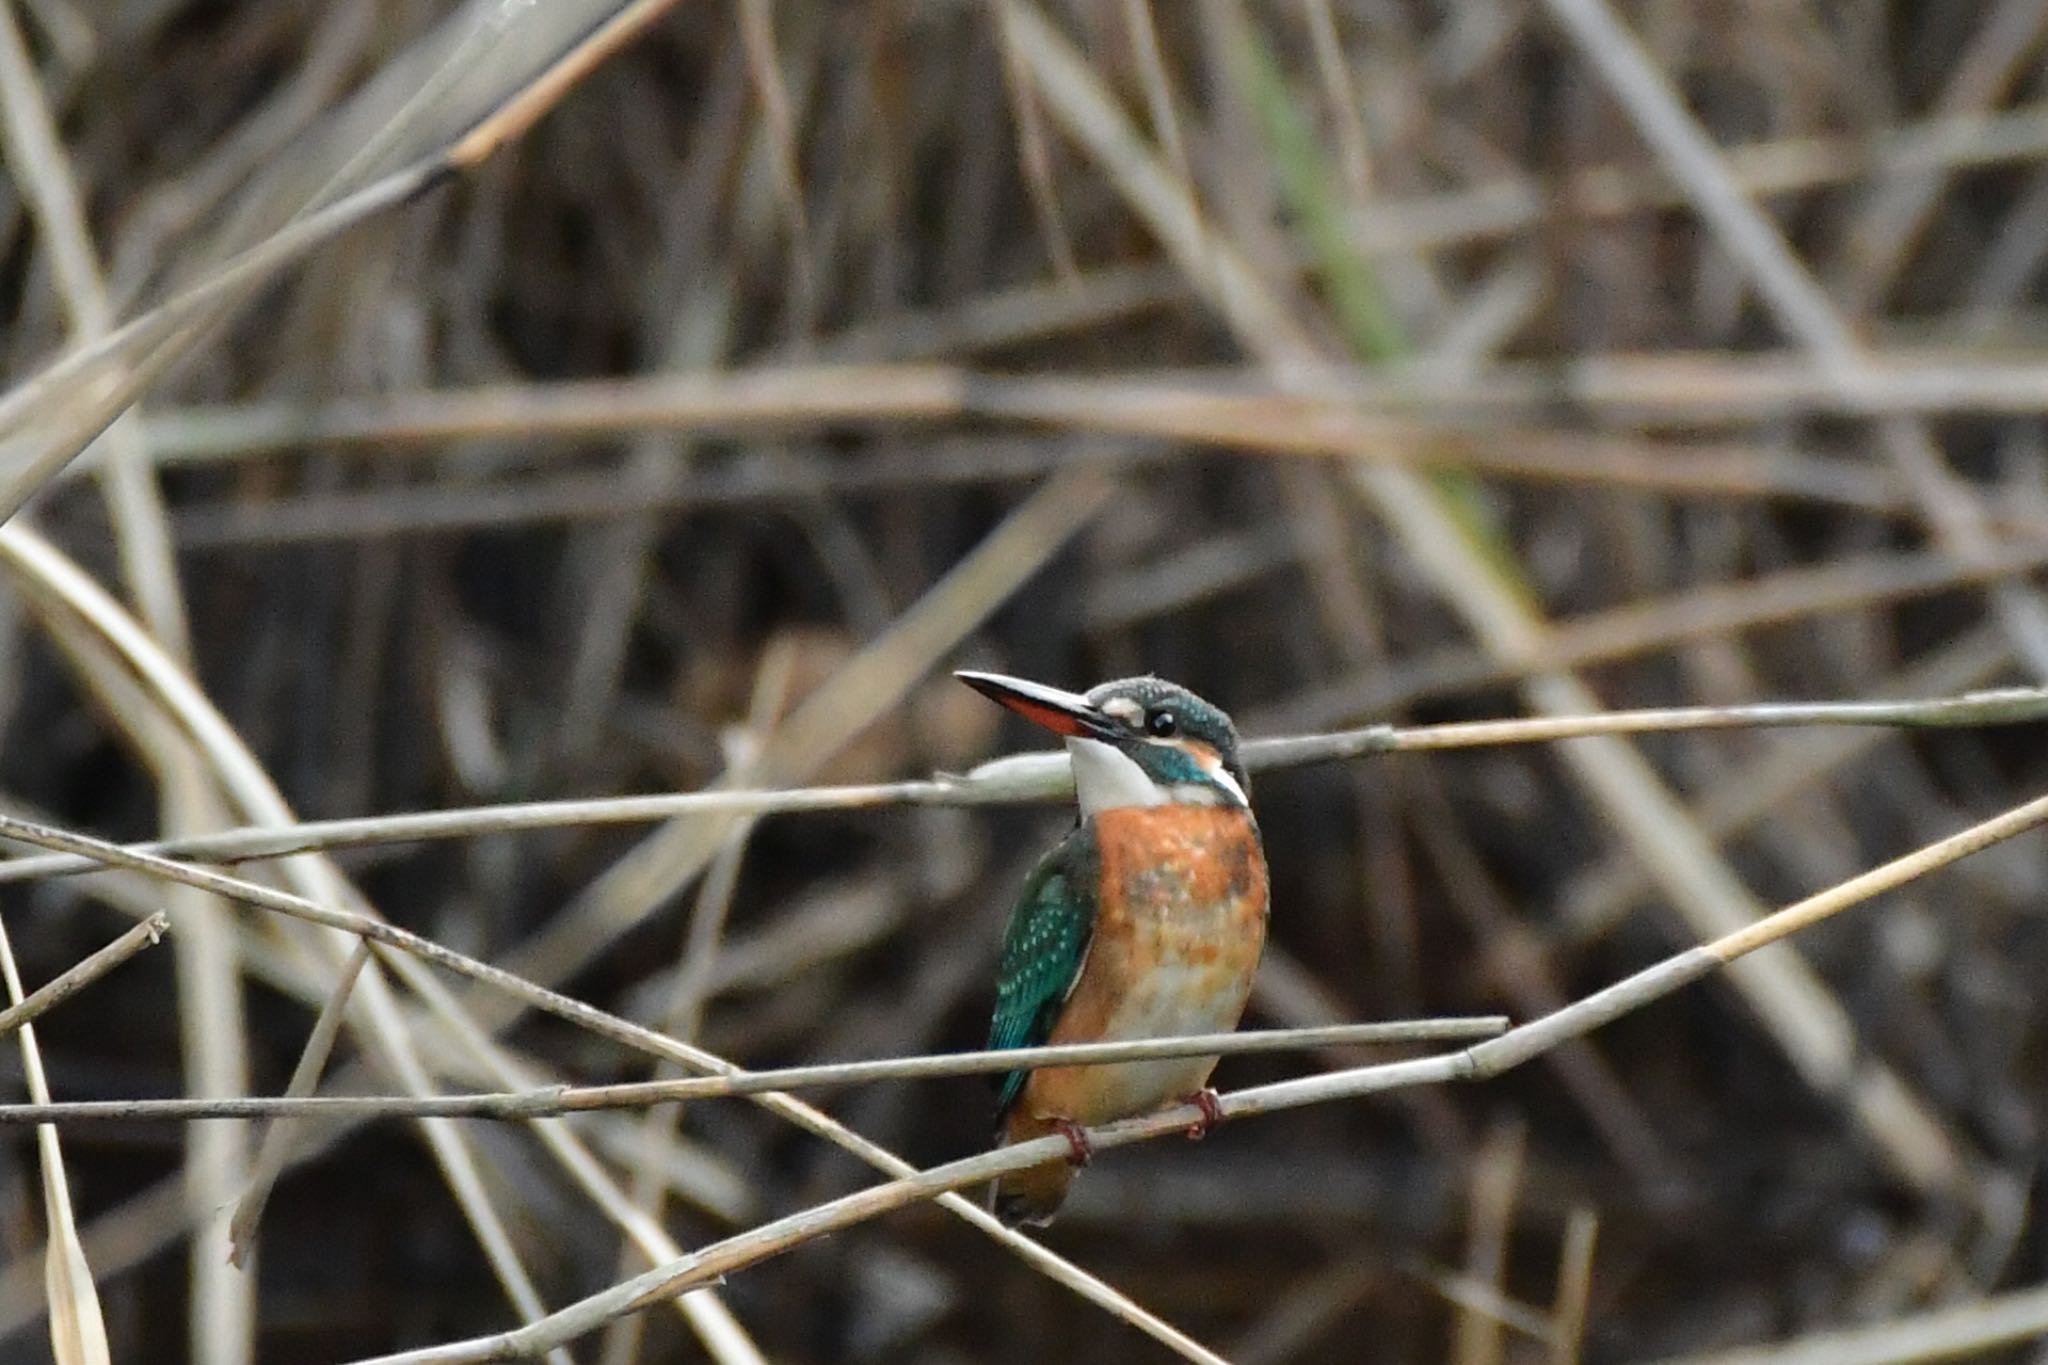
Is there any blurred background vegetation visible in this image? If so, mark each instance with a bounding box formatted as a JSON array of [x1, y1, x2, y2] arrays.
[[5, 1, 2048, 1361]]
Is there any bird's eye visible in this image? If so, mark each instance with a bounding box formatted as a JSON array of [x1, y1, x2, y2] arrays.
[[1146, 710, 1178, 737]]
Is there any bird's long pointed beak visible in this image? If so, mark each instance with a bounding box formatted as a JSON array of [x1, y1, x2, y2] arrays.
[[954, 670, 1118, 740]]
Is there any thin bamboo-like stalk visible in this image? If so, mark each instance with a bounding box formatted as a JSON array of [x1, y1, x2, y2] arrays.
[[342, 784, 2048, 1364], [0, 4, 255, 1353], [1546, 1211, 1600, 1365], [1001, 0, 1973, 1207], [1649, 1281, 2048, 1365], [0, 518, 1231, 1365], [0, 1020, 1511, 1126], [0, 686, 2036, 883], [1540, 0, 2048, 679], [16, 6, 2048, 1359], [0, 916, 109, 1365], [0, 914, 168, 1041]]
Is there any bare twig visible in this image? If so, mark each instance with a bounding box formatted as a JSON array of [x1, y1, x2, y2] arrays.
[[0, 686, 2036, 885], [1002, 0, 1975, 1205], [343, 785, 2048, 1364], [0, 0, 700, 528], [121, 359, 2048, 488], [0, 519, 1224, 1365], [1538, 0, 2048, 678], [0, 0, 253, 1348], [1546, 1210, 1599, 1365], [226, 940, 369, 1268], [24, 10, 2048, 1359], [1650, 1281, 2048, 1365], [0, 1020, 1511, 1126], [1454, 1119, 1526, 1365], [0, 913, 168, 1041], [0, 915, 109, 1365]]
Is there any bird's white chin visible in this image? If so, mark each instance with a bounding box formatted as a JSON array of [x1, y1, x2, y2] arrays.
[[1066, 737, 1168, 815]]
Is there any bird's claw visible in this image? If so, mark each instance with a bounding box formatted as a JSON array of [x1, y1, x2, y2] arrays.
[[1181, 1088, 1224, 1141], [1050, 1117, 1093, 1166]]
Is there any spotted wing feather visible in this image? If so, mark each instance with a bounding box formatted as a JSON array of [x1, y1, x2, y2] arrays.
[[988, 829, 1097, 1121]]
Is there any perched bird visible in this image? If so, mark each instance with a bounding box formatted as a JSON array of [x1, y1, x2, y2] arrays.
[[957, 671, 1269, 1227]]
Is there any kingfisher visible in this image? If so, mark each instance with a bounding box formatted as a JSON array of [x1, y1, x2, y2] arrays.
[[956, 670, 1269, 1227]]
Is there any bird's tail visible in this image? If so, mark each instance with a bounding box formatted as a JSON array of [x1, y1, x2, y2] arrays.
[[988, 1116, 1076, 1227], [988, 1156, 1074, 1227]]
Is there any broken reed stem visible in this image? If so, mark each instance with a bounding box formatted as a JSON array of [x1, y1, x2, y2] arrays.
[[0, 913, 168, 1040], [0, 685, 2038, 884], [0, 0, 721, 552], [0, 1018, 1508, 1126], [355, 786, 2048, 1365], [226, 939, 369, 1268], [446, 0, 690, 167]]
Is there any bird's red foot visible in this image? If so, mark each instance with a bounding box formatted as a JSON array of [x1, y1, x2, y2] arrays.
[[1050, 1117, 1093, 1166], [1181, 1088, 1224, 1141]]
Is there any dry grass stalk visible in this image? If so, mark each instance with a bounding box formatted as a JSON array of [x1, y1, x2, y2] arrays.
[[7, 3, 2048, 1359], [340, 781, 2048, 1362], [0, 918, 109, 1365]]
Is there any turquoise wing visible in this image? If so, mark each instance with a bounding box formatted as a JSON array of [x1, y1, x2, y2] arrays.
[[988, 830, 1097, 1120]]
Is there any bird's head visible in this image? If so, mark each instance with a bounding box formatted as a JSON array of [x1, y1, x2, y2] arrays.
[[955, 671, 1249, 815]]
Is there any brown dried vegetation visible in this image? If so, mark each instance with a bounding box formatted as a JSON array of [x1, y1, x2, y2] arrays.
[[2, 3, 2048, 1363]]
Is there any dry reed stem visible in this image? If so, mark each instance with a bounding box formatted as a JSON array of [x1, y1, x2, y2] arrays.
[[0, 686, 2034, 885], [0, 3, 256, 1350], [9, 545, 761, 1364], [1454, 1118, 1527, 1365], [1546, 1210, 1600, 1365], [225, 940, 371, 1267], [1539, 0, 2048, 679], [0, 5, 790, 1342], [1834, 0, 2048, 311], [0, 0, 698, 529], [1555, 627, 2015, 941], [599, 681, 772, 1365], [0, 793, 1227, 1361], [1649, 1280, 2048, 1365], [11, 5, 2048, 1358], [0, 1020, 1511, 1126], [500, 466, 1111, 986], [1003, 0, 1978, 1200], [2, 530, 584, 1364], [0, 519, 1224, 1364], [117, 358, 2048, 489], [0, 916, 110, 1365], [0, 912, 168, 1040], [344, 784, 2048, 1364], [1407, 1266, 1551, 1345], [1262, 546, 2048, 731]]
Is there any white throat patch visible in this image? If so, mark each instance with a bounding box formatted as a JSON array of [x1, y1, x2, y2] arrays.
[[1066, 737, 1168, 815]]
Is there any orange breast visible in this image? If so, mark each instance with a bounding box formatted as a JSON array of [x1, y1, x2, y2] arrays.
[[1013, 804, 1268, 1130]]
